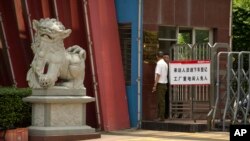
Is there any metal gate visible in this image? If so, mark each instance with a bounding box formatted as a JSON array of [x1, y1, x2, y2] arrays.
[[169, 43, 229, 120], [212, 51, 250, 130]]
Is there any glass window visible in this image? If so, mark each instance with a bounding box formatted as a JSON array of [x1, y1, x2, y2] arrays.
[[195, 29, 209, 44], [158, 26, 177, 39], [177, 28, 211, 44], [158, 26, 177, 54], [178, 28, 192, 44]]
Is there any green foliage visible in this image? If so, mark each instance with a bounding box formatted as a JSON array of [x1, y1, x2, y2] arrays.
[[234, 0, 250, 10], [232, 6, 250, 51], [0, 87, 32, 129], [178, 33, 190, 44]]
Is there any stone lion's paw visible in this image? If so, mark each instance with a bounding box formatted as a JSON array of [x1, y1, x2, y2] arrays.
[[39, 75, 52, 88]]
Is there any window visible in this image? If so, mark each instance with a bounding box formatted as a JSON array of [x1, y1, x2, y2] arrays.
[[195, 29, 209, 44], [158, 26, 177, 40], [155, 26, 213, 59], [158, 26, 177, 54], [178, 28, 192, 44], [118, 23, 132, 85], [176, 27, 212, 44], [143, 26, 213, 63]]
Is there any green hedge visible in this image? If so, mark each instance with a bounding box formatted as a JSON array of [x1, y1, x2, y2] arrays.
[[0, 87, 32, 129]]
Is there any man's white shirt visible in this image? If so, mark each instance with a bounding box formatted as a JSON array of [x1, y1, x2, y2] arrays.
[[155, 59, 168, 84]]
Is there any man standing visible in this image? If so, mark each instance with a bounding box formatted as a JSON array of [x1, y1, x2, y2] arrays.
[[152, 51, 168, 121]]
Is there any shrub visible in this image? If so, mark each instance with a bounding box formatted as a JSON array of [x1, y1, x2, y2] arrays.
[[0, 87, 32, 129]]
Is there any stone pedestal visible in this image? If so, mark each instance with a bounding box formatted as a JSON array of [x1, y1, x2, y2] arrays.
[[23, 88, 100, 141]]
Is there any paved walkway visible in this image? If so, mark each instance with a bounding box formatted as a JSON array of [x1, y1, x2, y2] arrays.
[[84, 129, 229, 141]]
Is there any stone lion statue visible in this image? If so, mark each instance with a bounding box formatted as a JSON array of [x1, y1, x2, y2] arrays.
[[27, 18, 86, 89]]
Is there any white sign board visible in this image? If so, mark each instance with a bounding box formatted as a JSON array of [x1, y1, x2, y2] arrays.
[[169, 60, 210, 85]]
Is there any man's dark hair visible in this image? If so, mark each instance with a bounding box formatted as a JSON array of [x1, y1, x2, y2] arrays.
[[157, 51, 164, 57]]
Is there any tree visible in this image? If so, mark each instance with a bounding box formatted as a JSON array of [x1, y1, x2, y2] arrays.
[[234, 0, 250, 10], [232, 1, 250, 51]]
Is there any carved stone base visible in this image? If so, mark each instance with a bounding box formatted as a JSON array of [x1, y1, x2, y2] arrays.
[[28, 126, 95, 136], [23, 88, 98, 140], [29, 133, 101, 141]]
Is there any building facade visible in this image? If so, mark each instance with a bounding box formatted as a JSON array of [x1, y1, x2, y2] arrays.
[[0, 0, 231, 131], [142, 0, 231, 120]]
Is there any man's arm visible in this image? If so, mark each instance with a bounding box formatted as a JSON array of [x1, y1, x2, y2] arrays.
[[152, 73, 160, 92]]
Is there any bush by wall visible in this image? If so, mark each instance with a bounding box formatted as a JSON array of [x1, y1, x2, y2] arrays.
[[0, 87, 32, 129]]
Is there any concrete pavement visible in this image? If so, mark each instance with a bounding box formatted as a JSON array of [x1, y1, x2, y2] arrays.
[[82, 129, 229, 141]]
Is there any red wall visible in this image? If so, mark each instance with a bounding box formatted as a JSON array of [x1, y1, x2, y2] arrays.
[[144, 0, 230, 43], [87, 0, 130, 131]]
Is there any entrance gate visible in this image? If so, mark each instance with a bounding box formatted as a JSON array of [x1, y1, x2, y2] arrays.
[[169, 43, 229, 120], [212, 51, 250, 130]]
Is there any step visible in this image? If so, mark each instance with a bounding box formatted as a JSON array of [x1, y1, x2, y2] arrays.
[[141, 120, 208, 132]]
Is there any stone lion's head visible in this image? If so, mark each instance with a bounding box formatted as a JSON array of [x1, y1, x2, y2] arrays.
[[33, 18, 72, 42]]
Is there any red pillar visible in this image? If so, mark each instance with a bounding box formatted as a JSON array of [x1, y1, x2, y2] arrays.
[[87, 0, 130, 131]]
